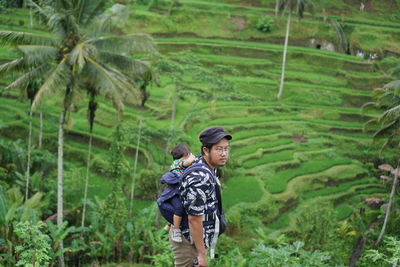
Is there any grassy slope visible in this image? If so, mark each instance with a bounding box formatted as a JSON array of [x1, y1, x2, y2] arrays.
[[0, 0, 398, 261]]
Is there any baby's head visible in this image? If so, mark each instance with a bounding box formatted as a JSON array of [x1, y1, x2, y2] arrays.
[[171, 144, 190, 160]]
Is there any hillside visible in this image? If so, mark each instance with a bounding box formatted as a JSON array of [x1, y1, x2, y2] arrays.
[[0, 0, 399, 265]]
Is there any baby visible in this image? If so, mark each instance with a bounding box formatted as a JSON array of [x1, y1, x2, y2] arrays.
[[169, 144, 195, 242]]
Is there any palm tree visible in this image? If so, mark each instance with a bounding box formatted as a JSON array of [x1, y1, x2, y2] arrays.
[[80, 88, 97, 229], [0, 0, 156, 265], [24, 79, 40, 201], [276, 0, 316, 100], [129, 118, 143, 217], [363, 77, 400, 246]]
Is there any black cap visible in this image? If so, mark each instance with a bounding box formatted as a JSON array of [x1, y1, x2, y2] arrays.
[[199, 126, 232, 146]]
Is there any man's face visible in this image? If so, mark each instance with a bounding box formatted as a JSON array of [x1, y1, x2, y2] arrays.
[[203, 138, 230, 169]]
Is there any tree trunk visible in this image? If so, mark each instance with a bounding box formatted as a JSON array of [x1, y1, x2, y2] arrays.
[[25, 109, 33, 201], [275, 0, 279, 17], [81, 132, 93, 228], [157, 84, 178, 227], [163, 84, 178, 169], [57, 108, 66, 267], [349, 221, 379, 267], [167, 0, 175, 16], [29, 8, 33, 28], [38, 106, 43, 149], [277, 11, 291, 100], [129, 119, 142, 216], [375, 159, 400, 246]]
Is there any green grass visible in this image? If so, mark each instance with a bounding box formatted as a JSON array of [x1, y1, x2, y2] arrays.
[[222, 176, 263, 210], [335, 204, 354, 220], [233, 138, 293, 156], [267, 158, 353, 194], [301, 177, 376, 200], [156, 37, 365, 62]]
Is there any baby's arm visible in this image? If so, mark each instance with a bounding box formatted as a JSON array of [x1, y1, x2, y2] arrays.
[[182, 153, 195, 167]]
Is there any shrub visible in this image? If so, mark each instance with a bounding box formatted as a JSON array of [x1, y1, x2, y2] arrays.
[[14, 221, 52, 267], [0, 0, 6, 11], [256, 16, 274, 33], [249, 241, 343, 267]]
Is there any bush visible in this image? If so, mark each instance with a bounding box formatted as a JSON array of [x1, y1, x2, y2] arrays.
[[249, 241, 344, 267], [0, 0, 6, 11], [256, 16, 274, 33]]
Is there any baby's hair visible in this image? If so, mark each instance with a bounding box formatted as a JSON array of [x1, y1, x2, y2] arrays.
[[171, 144, 190, 160]]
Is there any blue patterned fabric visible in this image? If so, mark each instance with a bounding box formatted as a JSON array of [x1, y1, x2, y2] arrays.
[[178, 157, 219, 248]]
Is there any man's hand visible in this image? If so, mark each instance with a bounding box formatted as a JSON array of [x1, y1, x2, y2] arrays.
[[189, 215, 207, 266], [183, 153, 196, 167], [197, 253, 207, 267]]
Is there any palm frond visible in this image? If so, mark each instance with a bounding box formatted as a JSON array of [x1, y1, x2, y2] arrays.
[[69, 43, 97, 72], [75, 0, 106, 25], [84, 58, 124, 112], [31, 59, 70, 110], [99, 52, 151, 76], [0, 58, 27, 76], [104, 64, 142, 104], [379, 135, 394, 155], [85, 58, 141, 108], [84, 14, 112, 38], [0, 31, 55, 47], [3, 64, 49, 95], [16, 45, 57, 66], [361, 101, 377, 113], [380, 105, 400, 123], [390, 66, 400, 79], [363, 118, 379, 133], [384, 80, 400, 90], [89, 34, 156, 54], [28, 0, 55, 26], [48, 12, 68, 40], [373, 120, 398, 140]]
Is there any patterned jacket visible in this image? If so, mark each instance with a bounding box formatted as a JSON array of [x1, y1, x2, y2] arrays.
[[178, 156, 219, 248]]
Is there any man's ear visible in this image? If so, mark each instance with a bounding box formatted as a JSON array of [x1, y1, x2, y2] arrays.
[[202, 146, 209, 156]]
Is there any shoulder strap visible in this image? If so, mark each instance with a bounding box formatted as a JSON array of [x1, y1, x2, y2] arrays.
[[180, 163, 215, 180]]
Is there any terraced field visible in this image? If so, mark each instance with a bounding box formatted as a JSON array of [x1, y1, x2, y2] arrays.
[[0, 1, 396, 243]]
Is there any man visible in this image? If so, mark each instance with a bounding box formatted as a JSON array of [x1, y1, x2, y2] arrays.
[[169, 126, 232, 267]]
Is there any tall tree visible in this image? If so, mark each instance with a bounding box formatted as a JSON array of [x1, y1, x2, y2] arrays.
[[129, 118, 143, 217], [80, 89, 97, 229], [276, 0, 316, 100], [363, 71, 400, 246], [0, 0, 156, 265], [24, 79, 40, 201]]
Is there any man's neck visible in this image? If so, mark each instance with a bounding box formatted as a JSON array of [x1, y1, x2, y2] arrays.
[[202, 155, 215, 171]]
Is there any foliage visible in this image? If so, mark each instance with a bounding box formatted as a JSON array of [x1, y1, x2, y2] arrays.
[[135, 167, 160, 200], [248, 240, 343, 267], [109, 124, 130, 180], [294, 202, 336, 250], [14, 220, 51, 267], [0, 0, 6, 11], [363, 236, 400, 266], [363, 79, 400, 153], [256, 16, 274, 33], [212, 247, 247, 267]]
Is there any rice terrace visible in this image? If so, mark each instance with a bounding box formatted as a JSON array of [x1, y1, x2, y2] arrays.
[[0, 0, 399, 266]]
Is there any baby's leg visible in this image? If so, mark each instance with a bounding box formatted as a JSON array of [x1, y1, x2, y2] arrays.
[[170, 196, 185, 229], [173, 215, 182, 229]]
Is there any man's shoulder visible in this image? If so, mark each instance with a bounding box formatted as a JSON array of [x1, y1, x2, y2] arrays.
[[180, 159, 214, 185], [183, 159, 213, 177]]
